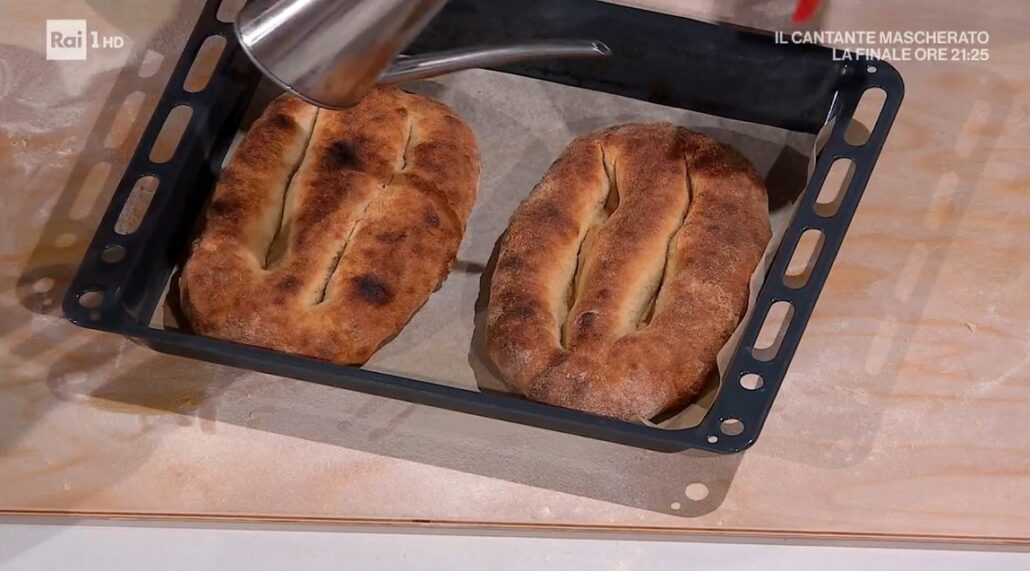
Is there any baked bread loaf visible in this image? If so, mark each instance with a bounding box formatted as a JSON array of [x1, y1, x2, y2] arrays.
[[487, 123, 770, 421], [180, 87, 479, 364]]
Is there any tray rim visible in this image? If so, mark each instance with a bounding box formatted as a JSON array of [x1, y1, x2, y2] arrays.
[[61, 0, 905, 453]]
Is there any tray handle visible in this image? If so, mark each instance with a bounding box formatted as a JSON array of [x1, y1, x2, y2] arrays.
[[694, 60, 906, 452]]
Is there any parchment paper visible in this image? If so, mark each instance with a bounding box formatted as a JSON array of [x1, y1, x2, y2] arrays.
[[170, 68, 817, 429]]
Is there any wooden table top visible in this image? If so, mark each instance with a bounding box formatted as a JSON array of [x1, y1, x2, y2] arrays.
[[2, 0, 1029, 543]]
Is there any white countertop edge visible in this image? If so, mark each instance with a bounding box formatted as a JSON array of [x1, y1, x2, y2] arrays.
[[3, 519, 1030, 571]]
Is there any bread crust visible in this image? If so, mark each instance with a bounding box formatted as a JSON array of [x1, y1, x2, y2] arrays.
[[487, 123, 771, 420], [180, 87, 480, 364]]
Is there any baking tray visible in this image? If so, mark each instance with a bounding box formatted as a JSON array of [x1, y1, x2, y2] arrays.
[[62, 0, 903, 452]]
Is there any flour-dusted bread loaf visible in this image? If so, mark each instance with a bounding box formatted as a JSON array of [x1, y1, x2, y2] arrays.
[[487, 123, 770, 421], [180, 87, 479, 364]]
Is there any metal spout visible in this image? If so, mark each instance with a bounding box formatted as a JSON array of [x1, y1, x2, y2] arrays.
[[380, 40, 612, 85], [235, 0, 611, 109]]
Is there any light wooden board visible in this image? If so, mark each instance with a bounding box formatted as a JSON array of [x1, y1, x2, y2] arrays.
[[1, 0, 1029, 543]]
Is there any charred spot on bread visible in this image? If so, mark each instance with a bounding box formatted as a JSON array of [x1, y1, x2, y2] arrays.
[[498, 254, 524, 271], [324, 139, 360, 169], [375, 230, 407, 243], [524, 204, 575, 239], [510, 303, 536, 319], [267, 113, 296, 131], [208, 198, 239, 218], [274, 274, 301, 295], [352, 274, 394, 306], [575, 310, 598, 330]]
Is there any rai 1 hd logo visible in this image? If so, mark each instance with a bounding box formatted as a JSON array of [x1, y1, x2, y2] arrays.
[[46, 19, 125, 61]]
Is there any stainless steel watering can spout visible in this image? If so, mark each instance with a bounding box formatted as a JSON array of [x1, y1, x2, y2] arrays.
[[235, 0, 612, 109]]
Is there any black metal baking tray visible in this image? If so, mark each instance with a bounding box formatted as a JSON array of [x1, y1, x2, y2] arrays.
[[63, 0, 903, 452]]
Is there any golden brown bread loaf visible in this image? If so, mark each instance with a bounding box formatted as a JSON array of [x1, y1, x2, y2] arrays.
[[487, 123, 770, 421], [180, 87, 480, 364]]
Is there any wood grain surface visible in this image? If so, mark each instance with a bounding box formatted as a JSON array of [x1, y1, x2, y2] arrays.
[[1, 0, 1029, 543]]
